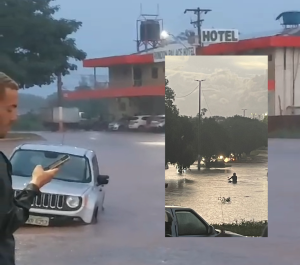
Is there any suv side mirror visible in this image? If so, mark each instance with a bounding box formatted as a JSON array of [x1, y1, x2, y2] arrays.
[[97, 175, 109, 185]]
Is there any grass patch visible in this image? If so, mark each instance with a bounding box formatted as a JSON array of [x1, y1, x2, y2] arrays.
[[211, 219, 268, 237], [6, 132, 44, 140], [269, 129, 300, 139]]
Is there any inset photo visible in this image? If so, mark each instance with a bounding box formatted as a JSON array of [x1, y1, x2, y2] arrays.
[[165, 55, 268, 237]]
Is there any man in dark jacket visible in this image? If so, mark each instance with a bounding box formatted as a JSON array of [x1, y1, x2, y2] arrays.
[[261, 224, 268, 237], [0, 72, 58, 265]]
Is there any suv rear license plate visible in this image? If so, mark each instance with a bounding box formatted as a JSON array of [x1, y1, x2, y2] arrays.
[[26, 216, 50, 226]]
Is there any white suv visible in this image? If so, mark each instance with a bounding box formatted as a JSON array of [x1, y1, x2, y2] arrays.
[[128, 115, 150, 130]]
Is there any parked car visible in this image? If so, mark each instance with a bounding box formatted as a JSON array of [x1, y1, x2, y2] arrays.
[[150, 115, 165, 132], [10, 143, 109, 226], [165, 206, 245, 237], [108, 117, 130, 131], [128, 115, 150, 131]]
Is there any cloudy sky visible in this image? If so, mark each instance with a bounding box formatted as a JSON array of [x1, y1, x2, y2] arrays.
[[165, 56, 268, 117], [19, 0, 298, 97]]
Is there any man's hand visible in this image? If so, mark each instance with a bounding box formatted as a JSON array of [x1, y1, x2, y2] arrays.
[[30, 165, 59, 189]]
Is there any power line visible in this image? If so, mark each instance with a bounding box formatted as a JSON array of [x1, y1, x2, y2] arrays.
[[202, 90, 212, 116], [176, 85, 198, 99]]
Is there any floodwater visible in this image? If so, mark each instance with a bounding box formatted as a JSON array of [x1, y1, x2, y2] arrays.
[[165, 160, 268, 224], [2, 136, 300, 264]]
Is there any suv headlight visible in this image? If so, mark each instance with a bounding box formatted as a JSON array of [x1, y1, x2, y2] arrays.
[[66, 196, 80, 208]]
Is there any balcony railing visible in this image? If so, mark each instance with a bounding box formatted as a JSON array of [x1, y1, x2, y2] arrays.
[[76, 75, 145, 89], [82, 80, 144, 90]]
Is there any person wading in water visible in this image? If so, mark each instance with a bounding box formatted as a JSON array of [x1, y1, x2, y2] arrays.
[[228, 173, 238, 183]]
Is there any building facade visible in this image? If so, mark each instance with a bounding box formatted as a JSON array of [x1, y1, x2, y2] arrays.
[[64, 24, 300, 118], [63, 54, 165, 119]]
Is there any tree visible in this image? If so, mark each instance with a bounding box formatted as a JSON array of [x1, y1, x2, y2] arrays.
[[165, 78, 180, 165], [263, 115, 268, 125], [199, 117, 231, 165], [165, 78, 178, 116], [175, 115, 197, 172], [165, 78, 197, 171], [0, 0, 86, 88], [223, 116, 267, 156]]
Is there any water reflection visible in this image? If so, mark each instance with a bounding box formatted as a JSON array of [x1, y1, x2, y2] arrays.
[[165, 161, 268, 223]]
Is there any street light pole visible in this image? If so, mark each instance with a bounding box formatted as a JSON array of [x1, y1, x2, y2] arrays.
[[242, 108, 247, 117], [195, 79, 205, 171]]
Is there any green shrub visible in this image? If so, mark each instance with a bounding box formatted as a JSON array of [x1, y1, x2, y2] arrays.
[[211, 219, 268, 237]]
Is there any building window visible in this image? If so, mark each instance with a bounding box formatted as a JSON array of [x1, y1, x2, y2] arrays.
[[133, 67, 142, 86], [152, 67, 158, 79]]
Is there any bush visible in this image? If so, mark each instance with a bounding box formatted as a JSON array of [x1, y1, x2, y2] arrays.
[[211, 219, 268, 237]]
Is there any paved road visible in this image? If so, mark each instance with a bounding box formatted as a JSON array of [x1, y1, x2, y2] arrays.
[[1, 136, 299, 264]]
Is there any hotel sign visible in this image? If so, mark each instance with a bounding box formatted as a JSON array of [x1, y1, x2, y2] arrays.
[[153, 46, 195, 63], [201, 29, 239, 43]]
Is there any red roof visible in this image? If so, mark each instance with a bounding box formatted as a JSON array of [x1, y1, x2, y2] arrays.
[[63, 86, 164, 100], [197, 36, 300, 55], [83, 53, 154, 67]]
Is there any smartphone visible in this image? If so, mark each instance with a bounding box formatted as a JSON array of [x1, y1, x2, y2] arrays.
[[44, 154, 70, 170]]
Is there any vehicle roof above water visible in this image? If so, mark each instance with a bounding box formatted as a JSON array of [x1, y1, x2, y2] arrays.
[[15, 143, 92, 157], [165, 205, 190, 210]]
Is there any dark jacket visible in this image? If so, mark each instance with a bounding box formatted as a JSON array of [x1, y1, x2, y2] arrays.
[[0, 151, 40, 265], [261, 224, 268, 237]]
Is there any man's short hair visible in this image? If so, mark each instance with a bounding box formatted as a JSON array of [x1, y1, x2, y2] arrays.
[[0, 72, 19, 100]]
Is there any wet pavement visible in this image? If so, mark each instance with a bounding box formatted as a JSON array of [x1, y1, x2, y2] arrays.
[[165, 161, 268, 223], [1, 136, 300, 264]]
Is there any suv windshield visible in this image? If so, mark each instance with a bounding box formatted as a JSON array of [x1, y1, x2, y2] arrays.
[[10, 150, 91, 183]]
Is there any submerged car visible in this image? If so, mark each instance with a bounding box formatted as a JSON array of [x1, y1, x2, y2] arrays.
[[165, 206, 245, 237], [10, 143, 109, 226]]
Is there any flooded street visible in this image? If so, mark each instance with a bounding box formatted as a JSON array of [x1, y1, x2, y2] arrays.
[[1, 136, 300, 264], [165, 161, 268, 223], [2, 131, 166, 265]]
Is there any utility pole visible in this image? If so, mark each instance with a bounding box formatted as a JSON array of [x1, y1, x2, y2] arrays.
[[57, 73, 64, 132], [195, 79, 205, 171], [242, 108, 247, 117], [184, 7, 211, 47]]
